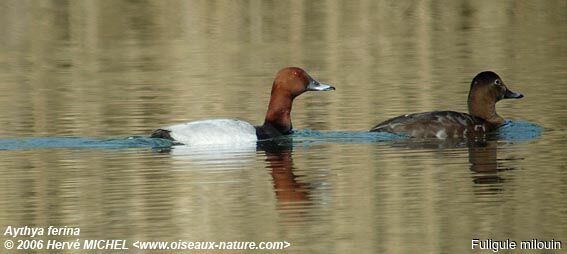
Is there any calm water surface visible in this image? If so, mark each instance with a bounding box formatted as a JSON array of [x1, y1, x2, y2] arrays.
[[1, 1, 566, 253]]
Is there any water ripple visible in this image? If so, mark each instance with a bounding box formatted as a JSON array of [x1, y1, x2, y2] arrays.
[[0, 137, 173, 150], [0, 121, 542, 151]]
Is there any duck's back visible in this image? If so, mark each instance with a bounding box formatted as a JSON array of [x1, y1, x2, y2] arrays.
[[370, 111, 493, 138], [152, 119, 257, 145]]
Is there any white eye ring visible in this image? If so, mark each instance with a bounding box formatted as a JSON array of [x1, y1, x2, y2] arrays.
[[494, 79, 500, 85]]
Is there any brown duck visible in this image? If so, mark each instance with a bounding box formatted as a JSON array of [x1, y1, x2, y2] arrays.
[[370, 71, 523, 139]]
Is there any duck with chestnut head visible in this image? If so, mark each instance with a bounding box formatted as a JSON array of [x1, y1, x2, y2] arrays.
[[151, 67, 335, 145]]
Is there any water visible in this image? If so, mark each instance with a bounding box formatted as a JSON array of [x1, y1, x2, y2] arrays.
[[1, 1, 566, 253]]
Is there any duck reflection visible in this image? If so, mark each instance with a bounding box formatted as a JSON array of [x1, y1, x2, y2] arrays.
[[257, 140, 310, 204], [158, 138, 313, 215], [389, 136, 518, 190], [467, 139, 515, 190]]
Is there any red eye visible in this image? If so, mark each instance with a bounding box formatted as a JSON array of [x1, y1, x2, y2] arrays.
[[292, 71, 299, 76]]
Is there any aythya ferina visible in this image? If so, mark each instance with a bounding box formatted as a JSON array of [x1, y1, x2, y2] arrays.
[[151, 67, 335, 145], [370, 71, 523, 138]]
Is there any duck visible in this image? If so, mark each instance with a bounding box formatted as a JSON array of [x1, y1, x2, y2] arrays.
[[370, 71, 523, 139], [150, 67, 335, 145]]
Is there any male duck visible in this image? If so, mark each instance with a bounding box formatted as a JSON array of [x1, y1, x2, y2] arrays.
[[370, 71, 523, 138], [151, 67, 335, 145]]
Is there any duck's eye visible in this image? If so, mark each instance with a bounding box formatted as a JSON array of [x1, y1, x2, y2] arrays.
[[494, 79, 500, 85]]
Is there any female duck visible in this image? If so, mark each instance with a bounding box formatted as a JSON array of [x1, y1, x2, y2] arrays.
[[151, 67, 335, 145], [370, 71, 523, 138]]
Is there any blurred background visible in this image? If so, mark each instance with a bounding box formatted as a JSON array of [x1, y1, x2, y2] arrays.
[[1, 0, 565, 137], [0, 1, 566, 253]]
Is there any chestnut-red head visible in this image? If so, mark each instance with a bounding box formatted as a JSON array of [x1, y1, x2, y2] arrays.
[[263, 67, 335, 135], [271, 67, 335, 98]]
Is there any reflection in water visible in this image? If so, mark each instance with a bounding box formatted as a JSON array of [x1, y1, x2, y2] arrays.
[[469, 141, 498, 169], [386, 135, 523, 194], [149, 139, 312, 205], [260, 141, 310, 205], [0, 1, 565, 253], [468, 140, 508, 189], [166, 142, 257, 166]]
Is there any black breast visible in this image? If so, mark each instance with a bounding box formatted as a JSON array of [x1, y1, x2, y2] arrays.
[[150, 129, 175, 141], [255, 123, 292, 140]]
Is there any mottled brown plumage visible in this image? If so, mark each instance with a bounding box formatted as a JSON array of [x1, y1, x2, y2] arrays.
[[370, 71, 523, 138]]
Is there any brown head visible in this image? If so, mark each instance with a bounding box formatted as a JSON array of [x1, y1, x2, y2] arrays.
[[467, 71, 523, 125], [263, 67, 335, 134]]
